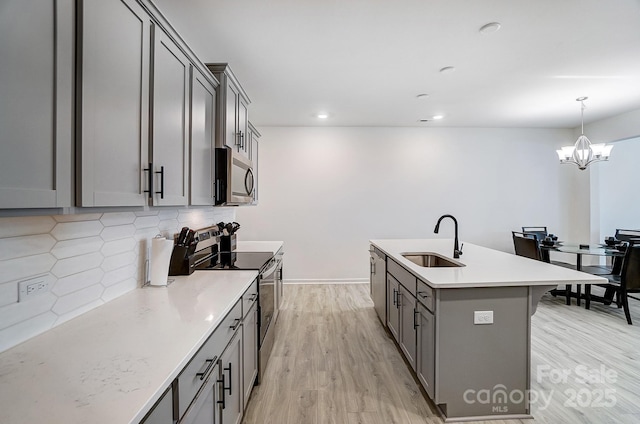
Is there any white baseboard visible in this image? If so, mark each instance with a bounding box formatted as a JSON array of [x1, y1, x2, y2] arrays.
[[284, 278, 368, 285]]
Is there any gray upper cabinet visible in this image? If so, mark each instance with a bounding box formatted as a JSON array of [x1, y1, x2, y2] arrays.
[[206, 64, 251, 157], [150, 26, 191, 206], [77, 0, 151, 207], [0, 0, 73, 208], [189, 68, 218, 205], [248, 123, 260, 205]]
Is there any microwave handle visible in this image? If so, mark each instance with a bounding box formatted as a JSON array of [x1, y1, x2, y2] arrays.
[[245, 168, 255, 196]]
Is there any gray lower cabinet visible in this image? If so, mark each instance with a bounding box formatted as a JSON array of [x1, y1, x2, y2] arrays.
[[77, 0, 151, 206], [398, 285, 417, 371], [242, 302, 258, 410], [0, 0, 73, 208], [386, 274, 400, 342], [150, 25, 191, 206], [141, 386, 175, 424], [190, 68, 217, 205], [220, 331, 243, 424], [416, 302, 435, 399], [370, 248, 386, 324], [181, 368, 220, 424]]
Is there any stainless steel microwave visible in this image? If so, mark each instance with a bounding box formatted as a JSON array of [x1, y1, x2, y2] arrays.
[[215, 147, 255, 205]]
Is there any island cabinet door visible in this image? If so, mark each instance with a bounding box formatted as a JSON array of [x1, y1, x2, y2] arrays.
[[386, 274, 400, 343], [417, 303, 435, 399], [399, 285, 417, 371]]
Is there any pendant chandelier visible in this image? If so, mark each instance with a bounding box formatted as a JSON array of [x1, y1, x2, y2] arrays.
[[556, 97, 613, 170]]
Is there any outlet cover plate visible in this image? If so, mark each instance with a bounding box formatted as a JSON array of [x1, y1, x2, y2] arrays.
[[18, 274, 54, 302], [474, 310, 494, 325]]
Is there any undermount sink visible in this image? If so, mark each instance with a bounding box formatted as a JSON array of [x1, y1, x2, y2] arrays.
[[402, 252, 464, 268]]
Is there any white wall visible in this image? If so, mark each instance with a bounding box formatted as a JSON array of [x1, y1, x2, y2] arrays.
[[563, 108, 640, 247], [236, 126, 573, 282], [595, 137, 640, 240]]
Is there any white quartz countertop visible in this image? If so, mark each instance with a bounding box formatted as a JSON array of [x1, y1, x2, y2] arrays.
[[236, 240, 283, 255], [371, 239, 608, 288], [0, 270, 258, 424]]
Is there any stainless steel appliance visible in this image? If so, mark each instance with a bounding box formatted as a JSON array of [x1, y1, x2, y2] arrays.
[[172, 225, 278, 382], [215, 147, 255, 206]]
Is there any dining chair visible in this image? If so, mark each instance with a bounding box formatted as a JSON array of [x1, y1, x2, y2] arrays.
[[582, 229, 640, 276], [585, 242, 640, 324], [514, 231, 574, 304], [512, 231, 569, 304], [512, 231, 543, 261], [521, 226, 548, 242], [615, 229, 640, 241]]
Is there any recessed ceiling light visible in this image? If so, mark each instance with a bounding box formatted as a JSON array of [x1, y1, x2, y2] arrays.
[[479, 22, 501, 34], [316, 113, 329, 119], [416, 94, 429, 99], [439, 66, 455, 74], [432, 115, 444, 120]]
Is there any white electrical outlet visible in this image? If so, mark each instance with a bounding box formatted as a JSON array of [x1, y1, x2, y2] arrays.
[[474, 310, 494, 325], [18, 275, 53, 302]]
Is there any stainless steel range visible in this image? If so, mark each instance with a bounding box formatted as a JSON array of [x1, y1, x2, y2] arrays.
[[168, 224, 281, 382]]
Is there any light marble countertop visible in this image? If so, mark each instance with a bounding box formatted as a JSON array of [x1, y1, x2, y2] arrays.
[[0, 270, 258, 424], [235, 240, 284, 255], [371, 239, 608, 288]]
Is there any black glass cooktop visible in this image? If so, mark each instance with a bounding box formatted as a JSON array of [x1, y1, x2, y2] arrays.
[[195, 251, 273, 271]]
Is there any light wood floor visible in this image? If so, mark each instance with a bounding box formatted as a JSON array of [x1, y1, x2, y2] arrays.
[[242, 284, 640, 424]]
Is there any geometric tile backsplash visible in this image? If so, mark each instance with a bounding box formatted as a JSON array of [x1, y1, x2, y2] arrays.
[[0, 207, 235, 353]]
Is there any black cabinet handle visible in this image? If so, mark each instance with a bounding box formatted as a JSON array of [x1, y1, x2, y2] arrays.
[[393, 288, 398, 307], [196, 355, 217, 380], [155, 166, 164, 199], [224, 363, 232, 395], [143, 162, 153, 199], [418, 291, 429, 299], [230, 318, 241, 331], [413, 309, 419, 329], [216, 373, 226, 409]]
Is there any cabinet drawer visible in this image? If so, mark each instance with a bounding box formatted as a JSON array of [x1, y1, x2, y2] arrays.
[[387, 258, 416, 297], [242, 278, 258, 318], [416, 280, 435, 312], [177, 299, 242, 419]]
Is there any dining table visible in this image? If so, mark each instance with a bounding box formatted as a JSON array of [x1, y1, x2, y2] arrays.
[[540, 242, 625, 306]]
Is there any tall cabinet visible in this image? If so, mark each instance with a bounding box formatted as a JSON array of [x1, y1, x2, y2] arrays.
[[149, 26, 191, 206], [190, 68, 217, 205], [248, 122, 261, 204], [76, 0, 152, 206], [77, 0, 217, 207], [206, 64, 251, 156], [0, 0, 73, 208]]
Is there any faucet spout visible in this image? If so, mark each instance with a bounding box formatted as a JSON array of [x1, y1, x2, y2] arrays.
[[434, 214, 462, 259]]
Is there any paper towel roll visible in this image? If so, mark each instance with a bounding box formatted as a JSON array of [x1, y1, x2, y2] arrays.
[[150, 237, 174, 286]]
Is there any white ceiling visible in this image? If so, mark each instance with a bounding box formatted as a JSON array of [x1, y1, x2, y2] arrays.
[[154, 0, 640, 128]]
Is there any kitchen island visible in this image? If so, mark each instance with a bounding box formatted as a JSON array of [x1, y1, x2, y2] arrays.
[[370, 239, 607, 422]]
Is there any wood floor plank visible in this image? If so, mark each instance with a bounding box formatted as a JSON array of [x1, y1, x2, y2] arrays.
[[242, 283, 640, 424]]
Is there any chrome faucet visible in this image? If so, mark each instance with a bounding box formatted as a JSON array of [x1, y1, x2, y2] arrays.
[[434, 214, 463, 258]]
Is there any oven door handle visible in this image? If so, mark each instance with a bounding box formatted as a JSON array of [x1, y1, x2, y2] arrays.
[[260, 259, 279, 278]]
